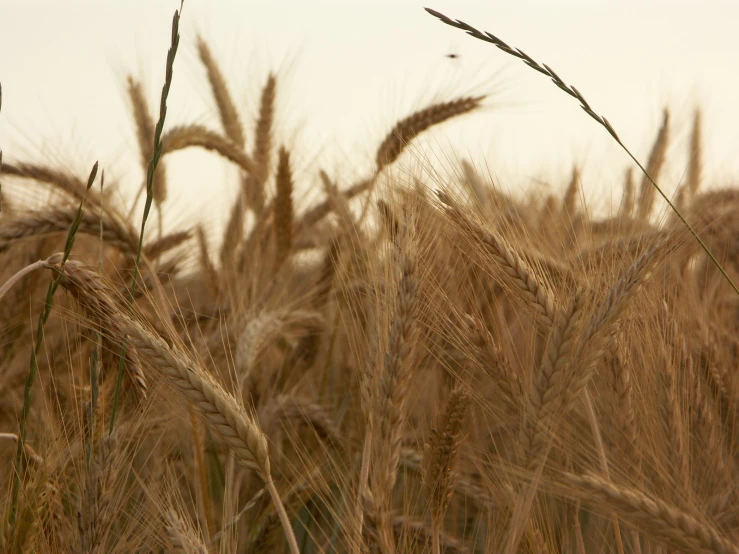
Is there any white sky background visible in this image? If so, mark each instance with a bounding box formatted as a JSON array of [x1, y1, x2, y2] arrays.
[[1, 0, 738, 234]]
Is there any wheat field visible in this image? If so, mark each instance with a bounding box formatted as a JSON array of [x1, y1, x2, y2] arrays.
[[0, 5, 737, 554]]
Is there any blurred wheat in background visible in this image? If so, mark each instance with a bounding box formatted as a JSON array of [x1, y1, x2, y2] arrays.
[[0, 4, 737, 554]]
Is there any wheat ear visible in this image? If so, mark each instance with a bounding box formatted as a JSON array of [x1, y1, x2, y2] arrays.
[[636, 109, 670, 220], [246, 73, 276, 215], [273, 146, 294, 271], [519, 289, 584, 468], [2, 162, 102, 206], [376, 95, 484, 172], [676, 109, 703, 208], [423, 383, 471, 554], [366, 225, 420, 554], [438, 190, 558, 327], [127, 76, 168, 209], [196, 36, 245, 147], [164, 507, 208, 554], [566, 472, 739, 554]]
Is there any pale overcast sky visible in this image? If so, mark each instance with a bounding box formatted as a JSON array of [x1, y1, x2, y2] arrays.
[[1, 1, 738, 230]]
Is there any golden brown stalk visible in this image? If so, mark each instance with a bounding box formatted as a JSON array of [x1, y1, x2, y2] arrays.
[[566, 472, 739, 554], [637, 109, 670, 220], [196, 36, 245, 148], [196, 38, 252, 268], [689, 358, 732, 494], [131, 313, 270, 477], [273, 146, 294, 271], [127, 76, 168, 208], [464, 313, 523, 414], [322, 173, 357, 234], [161, 124, 254, 174], [423, 383, 471, 554], [376, 96, 484, 171]]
